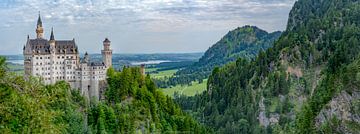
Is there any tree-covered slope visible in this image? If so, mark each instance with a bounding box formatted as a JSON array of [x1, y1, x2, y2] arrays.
[[0, 57, 87, 133], [176, 0, 360, 133], [96, 67, 208, 133], [185, 26, 281, 73], [156, 26, 281, 88], [0, 57, 209, 133]]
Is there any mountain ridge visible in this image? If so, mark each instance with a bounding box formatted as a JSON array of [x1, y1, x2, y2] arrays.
[[175, 0, 360, 133], [156, 26, 281, 88]]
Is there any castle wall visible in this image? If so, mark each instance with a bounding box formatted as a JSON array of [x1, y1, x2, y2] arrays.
[[23, 14, 111, 100], [24, 52, 109, 100]]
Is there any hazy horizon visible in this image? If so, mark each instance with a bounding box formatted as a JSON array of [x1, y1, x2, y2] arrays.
[[0, 0, 296, 55]]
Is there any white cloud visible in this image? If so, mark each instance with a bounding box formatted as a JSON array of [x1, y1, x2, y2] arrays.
[[0, 0, 296, 54]]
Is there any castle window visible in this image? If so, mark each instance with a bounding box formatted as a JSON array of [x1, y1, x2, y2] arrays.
[[40, 57, 42, 59], [36, 57, 38, 59], [58, 56, 60, 59], [62, 56, 64, 59]]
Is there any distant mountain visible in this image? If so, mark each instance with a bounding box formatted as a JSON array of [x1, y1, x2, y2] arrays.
[[176, 0, 360, 133], [180, 26, 281, 74], [157, 26, 281, 87]]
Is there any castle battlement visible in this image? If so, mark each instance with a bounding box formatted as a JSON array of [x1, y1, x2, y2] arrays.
[[23, 13, 112, 100]]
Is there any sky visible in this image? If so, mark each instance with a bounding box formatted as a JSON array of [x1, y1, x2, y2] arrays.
[[0, 0, 296, 55]]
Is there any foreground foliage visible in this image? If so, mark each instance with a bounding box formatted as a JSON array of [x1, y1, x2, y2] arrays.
[[0, 57, 208, 133], [0, 62, 86, 133], [90, 67, 208, 133]]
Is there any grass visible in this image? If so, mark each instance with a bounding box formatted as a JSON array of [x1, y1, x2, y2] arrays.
[[145, 68, 158, 73], [160, 79, 208, 97], [148, 68, 208, 97], [149, 69, 178, 79], [6, 63, 24, 75]]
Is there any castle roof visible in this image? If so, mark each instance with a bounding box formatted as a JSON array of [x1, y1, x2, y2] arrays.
[[103, 38, 110, 43], [50, 28, 55, 40], [27, 38, 78, 54], [90, 62, 105, 66]]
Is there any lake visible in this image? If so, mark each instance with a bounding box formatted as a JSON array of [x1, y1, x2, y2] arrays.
[[131, 60, 171, 65], [7, 60, 23, 65]]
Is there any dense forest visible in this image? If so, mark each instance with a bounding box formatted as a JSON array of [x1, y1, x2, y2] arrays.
[[155, 26, 281, 88], [176, 0, 360, 133], [0, 57, 208, 133]]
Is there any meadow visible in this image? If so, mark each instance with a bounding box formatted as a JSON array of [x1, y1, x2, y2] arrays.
[[160, 79, 207, 97], [147, 67, 207, 97]]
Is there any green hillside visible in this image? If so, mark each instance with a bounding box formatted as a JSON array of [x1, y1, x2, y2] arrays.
[[0, 57, 209, 133], [156, 26, 281, 88], [176, 0, 360, 133]]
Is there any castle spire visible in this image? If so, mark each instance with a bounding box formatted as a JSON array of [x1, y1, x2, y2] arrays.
[[36, 11, 44, 39], [37, 11, 42, 27], [50, 27, 55, 40]]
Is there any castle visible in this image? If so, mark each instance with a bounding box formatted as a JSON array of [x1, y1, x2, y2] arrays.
[[23, 13, 112, 100]]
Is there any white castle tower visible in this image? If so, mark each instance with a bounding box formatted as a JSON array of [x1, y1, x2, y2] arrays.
[[102, 38, 112, 68]]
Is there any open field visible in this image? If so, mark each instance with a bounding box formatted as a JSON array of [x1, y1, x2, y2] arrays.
[[149, 69, 178, 79], [6, 63, 24, 75], [160, 79, 207, 97]]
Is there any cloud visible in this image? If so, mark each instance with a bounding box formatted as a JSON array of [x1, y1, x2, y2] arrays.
[[0, 0, 295, 28], [0, 0, 296, 54]]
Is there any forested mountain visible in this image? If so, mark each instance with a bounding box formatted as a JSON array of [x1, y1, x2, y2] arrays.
[[179, 26, 281, 75], [0, 57, 208, 133], [176, 0, 360, 133], [156, 26, 281, 87]]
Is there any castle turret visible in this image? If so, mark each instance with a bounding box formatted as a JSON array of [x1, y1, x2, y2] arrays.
[[36, 12, 44, 39], [140, 64, 145, 75], [49, 28, 56, 48], [49, 27, 56, 84], [84, 52, 90, 63], [101, 38, 112, 68]]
